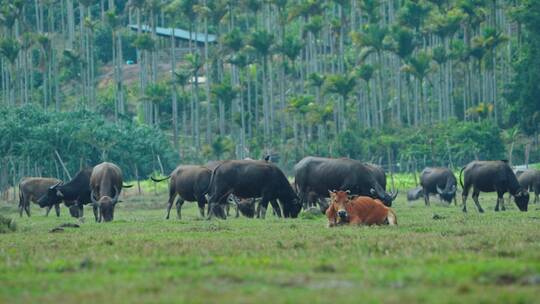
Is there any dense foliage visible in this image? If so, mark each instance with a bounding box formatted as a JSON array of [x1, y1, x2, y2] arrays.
[[0, 106, 176, 190]]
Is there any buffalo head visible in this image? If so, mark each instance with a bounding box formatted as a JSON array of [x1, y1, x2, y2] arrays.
[[514, 189, 529, 212], [37, 182, 63, 208], [370, 188, 395, 207], [91, 187, 120, 222], [436, 184, 457, 203], [236, 198, 256, 218], [289, 197, 303, 218]]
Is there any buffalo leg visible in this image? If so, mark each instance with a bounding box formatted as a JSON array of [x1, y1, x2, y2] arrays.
[[196, 196, 207, 218], [165, 191, 177, 220], [207, 190, 231, 220], [24, 203, 31, 217], [299, 192, 307, 210], [462, 185, 471, 213], [270, 200, 282, 218], [175, 198, 184, 219], [54, 203, 61, 217], [308, 192, 318, 210], [471, 189, 484, 213], [495, 191, 505, 211], [257, 197, 270, 219], [45, 205, 52, 217], [535, 189, 539, 204], [423, 190, 430, 207], [93, 204, 99, 222], [18, 196, 24, 217]]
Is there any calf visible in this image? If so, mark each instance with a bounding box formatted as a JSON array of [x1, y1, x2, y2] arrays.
[[326, 190, 397, 227]]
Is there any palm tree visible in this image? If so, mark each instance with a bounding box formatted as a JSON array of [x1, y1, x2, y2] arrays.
[[132, 34, 156, 124], [388, 26, 415, 125], [193, 1, 213, 144], [323, 73, 356, 132], [36, 34, 51, 109], [174, 69, 192, 153], [307, 72, 325, 104], [247, 29, 274, 145], [19, 33, 34, 105], [106, 10, 125, 120], [351, 24, 389, 126], [279, 34, 303, 69], [185, 52, 203, 148], [356, 64, 375, 127], [211, 82, 237, 136], [0, 38, 20, 105], [401, 51, 433, 125]]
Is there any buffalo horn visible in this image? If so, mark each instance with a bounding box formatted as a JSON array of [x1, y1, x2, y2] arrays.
[[390, 190, 399, 200], [436, 185, 444, 194], [49, 181, 62, 190]]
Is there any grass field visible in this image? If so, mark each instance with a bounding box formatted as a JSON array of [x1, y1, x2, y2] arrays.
[[1, 190, 540, 303]]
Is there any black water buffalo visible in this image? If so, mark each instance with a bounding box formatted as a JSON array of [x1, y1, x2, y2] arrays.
[[517, 169, 540, 204], [460, 160, 529, 213], [19, 177, 62, 217], [90, 162, 124, 222], [407, 187, 424, 201], [152, 165, 212, 219], [207, 160, 301, 219], [206, 160, 273, 218], [38, 167, 94, 218], [294, 157, 396, 209], [420, 167, 457, 206]]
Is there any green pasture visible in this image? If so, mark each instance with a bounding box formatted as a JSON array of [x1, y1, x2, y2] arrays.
[[1, 189, 540, 303]]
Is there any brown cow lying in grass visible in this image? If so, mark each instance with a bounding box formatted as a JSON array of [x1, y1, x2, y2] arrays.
[[326, 190, 397, 227]]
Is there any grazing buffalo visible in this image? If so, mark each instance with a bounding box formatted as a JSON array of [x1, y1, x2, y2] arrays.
[[460, 160, 529, 213], [207, 160, 301, 219], [152, 165, 212, 219], [326, 190, 397, 227], [294, 157, 396, 210], [407, 187, 424, 201], [517, 169, 540, 204], [89, 162, 124, 222], [38, 168, 94, 218], [420, 167, 457, 206], [19, 177, 62, 217]]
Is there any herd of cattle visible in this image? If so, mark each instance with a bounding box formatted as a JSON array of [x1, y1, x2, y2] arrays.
[[15, 156, 540, 226]]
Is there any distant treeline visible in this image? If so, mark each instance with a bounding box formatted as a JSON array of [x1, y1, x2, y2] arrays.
[[2, 106, 538, 193]]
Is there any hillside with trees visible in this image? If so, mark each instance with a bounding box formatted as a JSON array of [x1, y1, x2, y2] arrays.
[[1, 0, 539, 188]]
